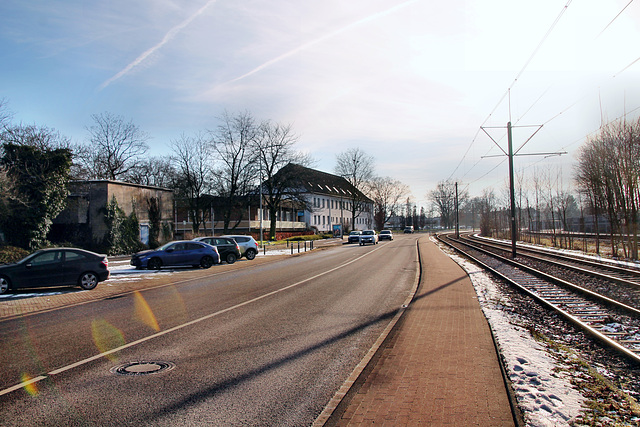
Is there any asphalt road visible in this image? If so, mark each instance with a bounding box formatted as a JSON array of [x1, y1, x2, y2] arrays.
[[0, 236, 419, 426]]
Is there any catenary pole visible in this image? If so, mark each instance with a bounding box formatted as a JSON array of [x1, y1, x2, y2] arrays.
[[508, 122, 517, 258]]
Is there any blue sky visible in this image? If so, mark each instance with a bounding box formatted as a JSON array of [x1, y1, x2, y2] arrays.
[[1, 0, 639, 206]]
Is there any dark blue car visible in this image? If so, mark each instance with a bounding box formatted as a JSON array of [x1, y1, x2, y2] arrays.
[[130, 241, 220, 270]]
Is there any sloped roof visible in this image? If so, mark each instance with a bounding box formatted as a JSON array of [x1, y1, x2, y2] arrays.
[[276, 164, 372, 202]]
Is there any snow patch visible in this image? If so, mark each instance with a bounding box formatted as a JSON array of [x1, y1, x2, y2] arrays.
[[450, 253, 585, 426]]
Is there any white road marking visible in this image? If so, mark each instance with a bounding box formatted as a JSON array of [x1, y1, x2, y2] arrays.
[[1, 245, 385, 396]]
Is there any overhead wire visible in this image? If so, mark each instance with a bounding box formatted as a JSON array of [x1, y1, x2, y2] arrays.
[[450, 0, 639, 194], [447, 0, 574, 183], [596, 0, 635, 39]]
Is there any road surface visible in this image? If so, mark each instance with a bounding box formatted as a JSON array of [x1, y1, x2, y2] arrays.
[[0, 236, 419, 426]]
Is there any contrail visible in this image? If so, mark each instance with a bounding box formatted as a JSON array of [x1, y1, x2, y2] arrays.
[[99, 0, 218, 90], [226, 0, 418, 84]]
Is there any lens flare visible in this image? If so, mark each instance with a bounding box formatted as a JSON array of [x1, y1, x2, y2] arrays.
[[20, 373, 39, 396], [91, 319, 125, 361], [133, 291, 160, 332]]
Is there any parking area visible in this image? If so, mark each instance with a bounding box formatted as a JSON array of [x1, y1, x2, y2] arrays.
[[0, 238, 346, 320]]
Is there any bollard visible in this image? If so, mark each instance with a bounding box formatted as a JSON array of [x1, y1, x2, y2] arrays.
[[304, 241, 307, 252], [311, 240, 314, 250], [290, 245, 293, 255], [297, 241, 300, 253]]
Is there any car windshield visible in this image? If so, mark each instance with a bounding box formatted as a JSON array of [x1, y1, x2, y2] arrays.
[[156, 242, 177, 251], [350, 231, 360, 235], [16, 251, 42, 264], [381, 231, 390, 234], [363, 230, 374, 235]]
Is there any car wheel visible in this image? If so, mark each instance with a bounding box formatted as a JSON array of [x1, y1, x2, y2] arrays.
[[148, 258, 162, 270], [245, 249, 257, 260], [78, 272, 98, 290], [225, 253, 237, 264], [200, 256, 214, 269], [0, 275, 10, 294]]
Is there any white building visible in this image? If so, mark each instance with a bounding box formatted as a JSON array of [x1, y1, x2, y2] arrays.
[[282, 164, 374, 233]]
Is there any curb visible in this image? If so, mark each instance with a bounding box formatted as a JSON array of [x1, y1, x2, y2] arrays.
[[313, 237, 423, 426]]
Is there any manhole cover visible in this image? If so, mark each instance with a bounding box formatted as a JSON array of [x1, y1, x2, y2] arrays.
[[110, 361, 175, 376]]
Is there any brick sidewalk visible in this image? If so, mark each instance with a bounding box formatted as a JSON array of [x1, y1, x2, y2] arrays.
[[325, 236, 516, 426]]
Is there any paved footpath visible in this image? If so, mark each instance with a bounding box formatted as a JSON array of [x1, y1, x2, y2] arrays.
[[324, 236, 517, 426]]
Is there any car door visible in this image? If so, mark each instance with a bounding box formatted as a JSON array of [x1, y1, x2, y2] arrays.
[[213, 238, 231, 256], [61, 250, 89, 284], [12, 250, 64, 288], [185, 242, 207, 264], [163, 242, 186, 266]]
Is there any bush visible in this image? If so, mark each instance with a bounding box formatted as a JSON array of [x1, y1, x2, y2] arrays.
[[0, 246, 30, 264], [286, 235, 323, 242]]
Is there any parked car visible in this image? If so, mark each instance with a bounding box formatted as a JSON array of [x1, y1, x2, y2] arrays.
[[359, 230, 379, 245], [347, 231, 362, 244], [379, 230, 394, 240], [0, 248, 109, 294], [130, 241, 220, 270], [404, 226, 414, 234], [222, 235, 259, 260], [193, 236, 241, 264]]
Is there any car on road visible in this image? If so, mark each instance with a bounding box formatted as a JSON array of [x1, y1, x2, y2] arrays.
[[347, 231, 362, 244], [404, 226, 414, 234], [193, 236, 242, 264], [130, 241, 220, 270], [379, 230, 394, 241], [359, 230, 379, 245], [0, 248, 109, 294], [222, 235, 259, 260]]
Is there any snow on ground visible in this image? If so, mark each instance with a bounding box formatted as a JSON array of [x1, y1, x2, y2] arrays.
[[476, 234, 640, 269], [446, 249, 585, 426], [0, 247, 298, 300]]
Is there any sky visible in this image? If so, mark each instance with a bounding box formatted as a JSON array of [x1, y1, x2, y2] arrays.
[[1, 0, 639, 207]]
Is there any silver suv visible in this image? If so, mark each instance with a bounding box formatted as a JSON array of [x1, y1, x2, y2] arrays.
[[222, 235, 259, 260]]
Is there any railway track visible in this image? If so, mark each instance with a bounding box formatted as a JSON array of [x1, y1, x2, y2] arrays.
[[465, 233, 640, 288], [437, 233, 640, 365]]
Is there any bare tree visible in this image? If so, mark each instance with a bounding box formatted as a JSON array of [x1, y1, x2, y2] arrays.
[[574, 116, 640, 259], [0, 98, 13, 129], [1, 124, 71, 151], [255, 121, 310, 240], [170, 133, 213, 234], [210, 111, 260, 233], [81, 112, 149, 180], [368, 176, 409, 230], [125, 156, 175, 188], [478, 189, 497, 237], [334, 148, 375, 229], [575, 140, 605, 254], [429, 180, 465, 229]]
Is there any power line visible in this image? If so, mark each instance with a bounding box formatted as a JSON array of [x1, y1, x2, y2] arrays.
[[447, 0, 574, 184], [597, 0, 635, 39], [614, 56, 640, 77]]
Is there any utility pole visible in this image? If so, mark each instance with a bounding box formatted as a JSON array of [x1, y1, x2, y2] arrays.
[[455, 182, 460, 239], [507, 122, 516, 258], [481, 122, 564, 259]]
